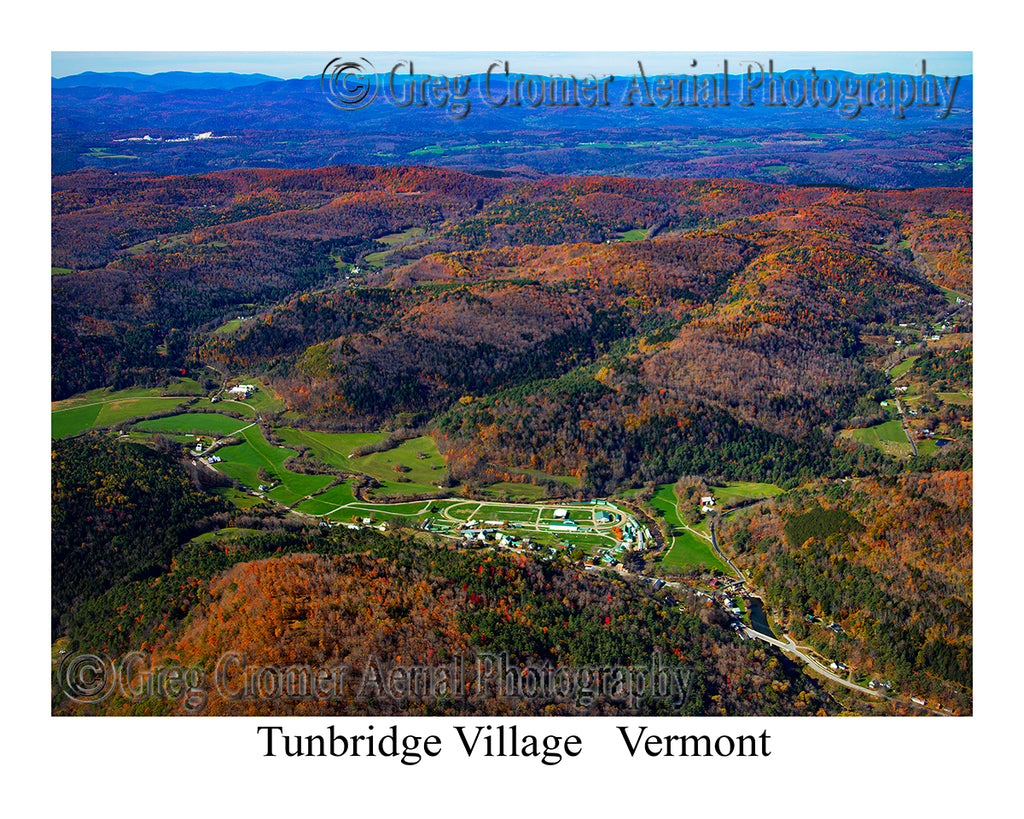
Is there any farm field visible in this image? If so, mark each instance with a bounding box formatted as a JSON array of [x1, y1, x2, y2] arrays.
[[648, 484, 731, 572], [345, 435, 447, 494], [134, 412, 252, 436], [52, 394, 194, 438], [214, 425, 334, 506], [841, 419, 914, 456], [889, 355, 920, 378], [661, 528, 730, 573], [938, 391, 972, 406], [477, 481, 549, 500], [713, 481, 784, 507], [274, 427, 389, 467], [190, 527, 261, 546], [210, 486, 264, 509]]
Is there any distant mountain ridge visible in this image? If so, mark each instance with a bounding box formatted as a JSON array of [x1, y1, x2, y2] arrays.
[[52, 70, 285, 92], [51, 69, 973, 187]]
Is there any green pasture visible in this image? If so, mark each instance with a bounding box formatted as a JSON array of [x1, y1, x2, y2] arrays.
[[134, 412, 252, 437], [618, 229, 647, 242], [477, 481, 549, 500], [210, 487, 264, 510], [190, 527, 262, 546], [938, 391, 972, 406], [346, 435, 447, 493], [890, 356, 920, 378], [841, 419, 913, 456], [712, 481, 784, 507], [661, 528, 730, 573], [213, 318, 244, 335], [275, 428, 389, 468], [52, 390, 194, 438], [214, 425, 334, 504]]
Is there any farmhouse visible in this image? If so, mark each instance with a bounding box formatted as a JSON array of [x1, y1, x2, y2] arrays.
[[229, 384, 256, 397]]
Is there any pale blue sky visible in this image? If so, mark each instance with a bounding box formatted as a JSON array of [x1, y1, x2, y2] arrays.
[[51, 51, 972, 79]]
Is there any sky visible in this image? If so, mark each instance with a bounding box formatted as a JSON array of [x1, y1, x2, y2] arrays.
[[51, 51, 973, 79]]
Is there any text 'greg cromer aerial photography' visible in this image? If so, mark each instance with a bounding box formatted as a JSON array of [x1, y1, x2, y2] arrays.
[[51, 51, 972, 718]]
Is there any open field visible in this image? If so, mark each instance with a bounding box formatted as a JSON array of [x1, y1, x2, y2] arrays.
[[346, 435, 447, 494], [134, 412, 252, 436], [477, 481, 549, 500], [275, 428, 389, 467], [889, 355, 920, 378], [938, 391, 972, 406], [648, 484, 732, 573], [650, 485, 684, 525], [841, 419, 914, 456], [513, 468, 581, 488], [214, 425, 334, 505], [52, 393, 194, 438], [210, 487, 264, 510], [190, 527, 262, 546], [660, 528, 730, 573], [618, 229, 647, 241], [713, 481, 784, 507], [303, 481, 358, 509], [213, 318, 245, 335], [227, 378, 285, 413], [473, 504, 542, 522]]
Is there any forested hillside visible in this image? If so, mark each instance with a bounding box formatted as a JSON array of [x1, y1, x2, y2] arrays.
[[717, 471, 972, 712], [52, 166, 971, 495], [54, 494, 840, 717]]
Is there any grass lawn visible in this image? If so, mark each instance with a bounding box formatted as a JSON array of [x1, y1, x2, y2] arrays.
[[348, 499, 435, 516], [134, 412, 252, 436], [445, 502, 479, 521], [305, 481, 358, 509], [619, 229, 647, 241], [226, 378, 285, 414], [294, 497, 344, 515], [649, 485, 684, 526]]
